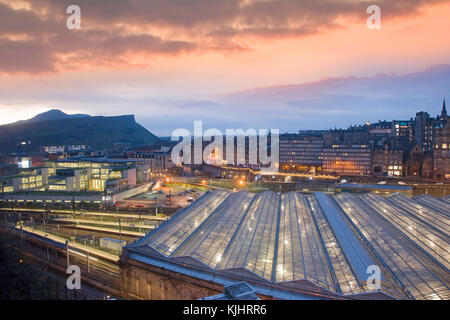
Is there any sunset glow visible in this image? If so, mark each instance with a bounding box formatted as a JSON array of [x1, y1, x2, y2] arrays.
[[1, 0, 449, 133]]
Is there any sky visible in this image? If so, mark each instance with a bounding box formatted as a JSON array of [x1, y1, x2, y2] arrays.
[[0, 0, 449, 136]]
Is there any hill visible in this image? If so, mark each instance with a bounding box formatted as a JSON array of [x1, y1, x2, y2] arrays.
[[0, 114, 159, 153], [13, 109, 91, 124]]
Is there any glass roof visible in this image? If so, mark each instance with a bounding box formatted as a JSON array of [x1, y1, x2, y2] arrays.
[[174, 191, 256, 268], [381, 194, 450, 268], [335, 193, 449, 300], [442, 195, 450, 205], [219, 190, 279, 280], [276, 192, 334, 289], [135, 190, 450, 300], [413, 194, 450, 218], [145, 190, 230, 255]]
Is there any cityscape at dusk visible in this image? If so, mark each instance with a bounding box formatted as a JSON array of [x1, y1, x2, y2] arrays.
[[1, 0, 450, 133], [0, 0, 448, 309]]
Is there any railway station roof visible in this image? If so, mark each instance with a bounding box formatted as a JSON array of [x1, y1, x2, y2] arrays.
[[131, 190, 449, 300]]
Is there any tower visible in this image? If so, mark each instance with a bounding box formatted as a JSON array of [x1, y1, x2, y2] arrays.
[[415, 111, 430, 151], [441, 98, 447, 121]]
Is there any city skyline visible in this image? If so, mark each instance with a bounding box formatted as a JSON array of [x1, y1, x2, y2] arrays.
[[1, 0, 450, 135], [1, 0, 449, 304], [4, 92, 448, 137]]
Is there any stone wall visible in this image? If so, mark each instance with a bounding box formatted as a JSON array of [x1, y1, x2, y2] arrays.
[[120, 260, 223, 300]]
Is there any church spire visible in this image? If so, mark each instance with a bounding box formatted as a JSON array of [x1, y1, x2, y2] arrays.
[[441, 98, 447, 121]]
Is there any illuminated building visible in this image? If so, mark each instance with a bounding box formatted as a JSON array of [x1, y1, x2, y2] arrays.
[[48, 168, 90, 192], [434, 122, 450, 180], [415, 112, 434, 152], [322, 145, 371, 176], [46, 158, 147, 192], [414, 101, 448, 153], [128, 151, 173, 176], [66, 145, 89, 152], [279, 134, 323, 173], [40, 145, 90, 155], [0, 167, 54, 193], [372, 146, 403, 176], [0, 157, 149, 193], [392, 119, 415, 145], [405, 144, 424, 177], [41, 146, 65, 154]]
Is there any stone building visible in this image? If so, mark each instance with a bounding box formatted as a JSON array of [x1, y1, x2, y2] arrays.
[[372, 146, 403, 177], [405, 144, 424, 177], [422, 154, 434, 179], [433, 122, 450, 180]]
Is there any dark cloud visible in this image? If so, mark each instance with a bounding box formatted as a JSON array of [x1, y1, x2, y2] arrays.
[[213, 65, 450, 132], [0, 0, 449, 74], [0, 38, 57, 73], [31, 0, 448, 28]]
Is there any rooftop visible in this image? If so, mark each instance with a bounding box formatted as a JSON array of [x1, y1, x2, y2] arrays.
[[200, 282, 260, 300], [338, 183, 413, 191], [129, 190, 449, 300]]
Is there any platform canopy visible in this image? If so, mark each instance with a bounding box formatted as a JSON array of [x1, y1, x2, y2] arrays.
[[133, 190, 449, 300]]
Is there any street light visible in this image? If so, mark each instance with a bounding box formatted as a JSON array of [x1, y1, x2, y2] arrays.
[[138, 210, 142, 234], [1, 181, 5, 204], [118, 218, 122, 242], [103, 188, 107, 210]]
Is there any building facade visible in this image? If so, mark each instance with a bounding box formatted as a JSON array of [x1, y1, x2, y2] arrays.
[[322, 145, 372, 176], [372, 147, 403, 177], [128, 152, 173, 177], [279, 134, 323, 173], [433, 122, 450, 180], [0, 157, 150, 194]]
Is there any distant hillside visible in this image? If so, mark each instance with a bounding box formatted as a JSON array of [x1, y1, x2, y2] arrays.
[[14, 109, 91, 124], [0, 113, 159, 153]]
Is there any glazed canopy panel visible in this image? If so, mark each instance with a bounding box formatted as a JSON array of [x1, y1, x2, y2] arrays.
[[219, 190, 280, 280], [334, 193, 449, 300], [147, 190, 230, 256], [412, 194, 450, 217], [364, 193, 450, 270], [276, 192, 335, 289], [174, 191, 256, 268]]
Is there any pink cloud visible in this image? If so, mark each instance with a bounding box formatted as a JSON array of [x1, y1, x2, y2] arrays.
[[1, 0, 449, 74]]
